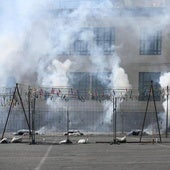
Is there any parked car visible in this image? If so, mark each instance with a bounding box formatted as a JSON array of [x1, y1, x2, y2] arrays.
[[64, 130, 84, 136], [127, 129, 142, 136], [13, 129, 39, 136]]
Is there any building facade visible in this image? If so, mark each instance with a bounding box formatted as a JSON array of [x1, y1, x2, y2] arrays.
[[45, 0, 170, 132], [2, 0, 170, 134], [55, 0, 170, 105]]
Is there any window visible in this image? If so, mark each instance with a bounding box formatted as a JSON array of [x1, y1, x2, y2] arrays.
[[70, 28, 91, 56], [68, 72, 111, 98], [71, 27, 115, 56], [91, 72, 111, 92], [73, 40, 89, 55], [138, 72, 161, 101], [140, 29, 162, 55], [94, 27, 115, 55], [68, 72, 90, 91]]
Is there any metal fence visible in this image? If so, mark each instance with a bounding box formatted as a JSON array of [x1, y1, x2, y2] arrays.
[[0, 83, 168, 138]]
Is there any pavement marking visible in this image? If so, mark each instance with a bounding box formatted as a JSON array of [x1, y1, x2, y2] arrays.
[[35, 145, 53, 170], [111, 160, 170, 164], [158, 143, 170, 149]]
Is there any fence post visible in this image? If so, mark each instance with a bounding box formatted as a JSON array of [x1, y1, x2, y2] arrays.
[[166, 86, 169, 138]]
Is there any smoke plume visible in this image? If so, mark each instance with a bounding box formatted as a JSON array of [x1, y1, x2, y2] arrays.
[[0, 0, 132, 131], [159, 72, 170, 128], [0, 0, 131, 88]]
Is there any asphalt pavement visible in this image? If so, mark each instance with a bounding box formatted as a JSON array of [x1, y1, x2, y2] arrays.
[[0, 135, 170, 170]]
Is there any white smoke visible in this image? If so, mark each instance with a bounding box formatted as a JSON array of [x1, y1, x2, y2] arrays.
[[104, 55, 131, 123], [39, 59, 72, 86], [0, 0, 132, 131], [159, 72, 170, 128], [0, 0, 71, 87], [141, 72, 170, 134], [0, 0, 131, 88]]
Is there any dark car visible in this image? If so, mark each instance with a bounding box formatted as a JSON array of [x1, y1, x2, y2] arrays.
[[127, 129, 142, 136], [64, 130, 84, 136], [13, 129, 39, 136]]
